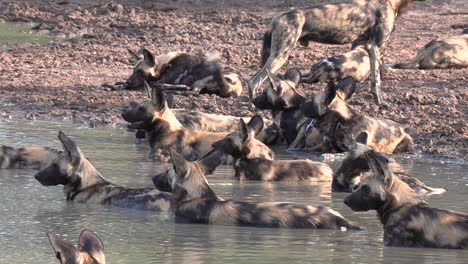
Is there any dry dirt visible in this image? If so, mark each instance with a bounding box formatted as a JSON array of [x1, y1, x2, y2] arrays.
[[0, 0, 466, 159]]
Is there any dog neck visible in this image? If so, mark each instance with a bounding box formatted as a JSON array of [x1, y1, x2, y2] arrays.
[[328, 96, 354, 120], [377, 177, 426, 225], [153, 108, 183, 131], [64, 159, 110, 200]]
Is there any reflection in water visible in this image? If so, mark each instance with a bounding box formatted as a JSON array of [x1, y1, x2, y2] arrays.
[[0, 119, 467, 263]]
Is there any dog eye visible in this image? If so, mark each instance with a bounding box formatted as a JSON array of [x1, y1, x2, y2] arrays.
[[361, 185, 370, 196]]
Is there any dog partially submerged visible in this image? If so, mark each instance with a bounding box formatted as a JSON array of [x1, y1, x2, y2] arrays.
[[34, 131, 171, 211], [333, 132, 445, 196], [0, 145, 61, 169], [390, 29, 468, 69], [248, 0, 423, 104], [344, 149, 468, 249], [301, 78, 413, 153], [47, 229, 105, 264], [126, 49, 242, 97], [164, 148, 362, 229]]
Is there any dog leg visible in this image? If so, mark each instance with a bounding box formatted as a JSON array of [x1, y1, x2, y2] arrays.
[[248, 10, 305, 101], [369, 45, 383, 105]]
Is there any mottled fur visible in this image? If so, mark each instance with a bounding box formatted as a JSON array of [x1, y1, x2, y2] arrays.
[[249, 0, 422, 104], [301, 79, 413, 153], [34, 132, 171, 211], [302, 42, 371, 83], [345, 150, 468, 249], [391, 30, 468, 69], [165, 149, 362, 229], [47, 229, 105, 264], [0, 145, 61, 169], [122, 83, 229, 162], [126, 49, 242, 97], [332, 134, 445, 195]]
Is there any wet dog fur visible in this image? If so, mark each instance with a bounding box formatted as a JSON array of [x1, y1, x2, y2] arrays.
[[344, 149, 468, 249], [126, 49, 242, 97], [0, 145, 61, 169], [333, 132, 445, 196], [164, 148, 363, 229], [301, 78, 413, 154], [248, 0, 423, 105], [47, 229, 105, 264], [34, 131, 171, 211], [390, 29, 468, 69]]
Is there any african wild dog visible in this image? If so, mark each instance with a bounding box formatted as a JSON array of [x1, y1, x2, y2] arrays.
[[302, 42, 371, 84], [47, 229, 105, 264], [126, 48, 242, 97], [252, 68, 322, 149], [164, 148, 363, 229], [301, 78, 413, 154], [248, 0, 423, 105], [34, 131, 171, 211], [212, 115, 275, 164], [121, 82, 228, 162], [152, 148, 225, 193], [333, 132, 445, 196], [0, 145, 61, 169], [123, 100, 279, 146], [389, 29, 468, 69], [344, 149, 468, 249]]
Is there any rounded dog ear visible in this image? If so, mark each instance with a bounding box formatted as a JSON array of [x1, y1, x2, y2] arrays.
[[78, 229, 105, 264], [57, 131, 83, 166], [47, 232, 80, 263], [143, 81, 152, 99], [355, 132, 368, 145], [169, 148, 189, 177], [247, 115, 264, 137], [150, 83, 166, 111], [337, 77, 357, 100], [283, 68, 302, 87], [266, 70, 284, 96], [324, 81, 338, 106], [142, 48, 156, 67], [239, 118, 250, 143], [127, 48, 142, 63], [365, 150, 393, 187]]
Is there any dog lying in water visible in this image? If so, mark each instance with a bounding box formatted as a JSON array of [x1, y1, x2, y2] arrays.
[[161, 148, 363, 230], [47, 229, 105, 264], [34, 131, 171, 211], [0, 145, 61, 169], [344, 148, 468, 249], [332, 132, 446, 196]]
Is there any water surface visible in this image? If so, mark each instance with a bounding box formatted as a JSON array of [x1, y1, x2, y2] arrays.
[[0, 119, 467, 263]]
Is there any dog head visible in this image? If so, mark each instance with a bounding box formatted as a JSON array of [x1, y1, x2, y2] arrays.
[[301, 77, 356, 118], [212, 115, 274, 160], [121, 82, 169, 123], [125, 48, 159, 90], [47, 229, 105, 264], [252, 69, 303, 110], [219, 71, 243, 97], [344, 148, 394, 212]]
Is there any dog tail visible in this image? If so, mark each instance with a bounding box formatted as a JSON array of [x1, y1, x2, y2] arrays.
[[391, 50, 426, 69], [0, 145, 19, 168], [261, 30, 272, 66]]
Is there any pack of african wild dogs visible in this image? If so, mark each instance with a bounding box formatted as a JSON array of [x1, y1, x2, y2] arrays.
[[2, 0, 468, 262]]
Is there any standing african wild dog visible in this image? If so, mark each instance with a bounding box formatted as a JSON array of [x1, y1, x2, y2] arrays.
[[211, 115, 275, 163], [34, 131, 171, 211], [121, 82, 228, 162], [301, 42, 371, 84], [389, 29, 468, 69], [0, 145, 61, 169], [164, 148, 363, 229], [344, 149, 468, 249], [252, 68, 322, 149], [47, 229, 105, 264], [248, 0, 423, 105], [333, 132, 445, 195], [122, 100, 279, 146], [126, 48, 243, 97], [301, 78, 413, 154]]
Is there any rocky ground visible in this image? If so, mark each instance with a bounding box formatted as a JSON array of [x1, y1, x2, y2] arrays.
[[0, 0, 466, 159]]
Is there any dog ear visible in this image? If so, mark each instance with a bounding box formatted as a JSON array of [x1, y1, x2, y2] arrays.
[[143, 81, 152, 99], [142, 48, 156, 67], [169, 148, 189, 177], [58, 131, 83, 166], [324, 81, 338, 106], [239, 118, 250, 143], [356, 132, 368, 145], [151, 83, 166, 111], [365, 150, 393, 187], [337, 77, 357, 100], [266, 70, 284, 96], [47, 232, 80, 264], [199, 149, 224, 175], [283, 68, 302, 86], [127, 48, 141, 63], [247, 115, 264, 137], [78, 229, 105, 264]]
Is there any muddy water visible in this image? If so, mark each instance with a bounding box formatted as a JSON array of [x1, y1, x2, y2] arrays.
[[0, 119, 467, 263], [0, 22, 52, 47]]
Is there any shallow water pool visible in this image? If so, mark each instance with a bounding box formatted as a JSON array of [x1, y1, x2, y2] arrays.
[[0, 118, 467, 263]]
